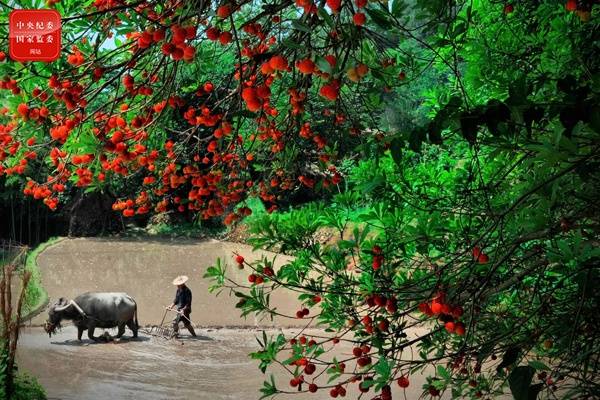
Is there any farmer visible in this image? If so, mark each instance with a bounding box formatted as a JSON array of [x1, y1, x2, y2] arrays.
[[167, 275, 197, 338]]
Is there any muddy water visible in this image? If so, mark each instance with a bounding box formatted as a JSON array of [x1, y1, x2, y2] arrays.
[[19, 238, 508, 399], [29, 238, 299, 327], [19, 326, 289, 400], [18, 326, 442, 400]]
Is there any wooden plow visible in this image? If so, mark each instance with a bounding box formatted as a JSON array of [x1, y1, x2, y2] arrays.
[[141, 308, 195, 339]]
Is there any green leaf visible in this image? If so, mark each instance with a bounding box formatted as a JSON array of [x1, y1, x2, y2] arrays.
[[375, 357, 392, 380], [365, 8, 392, 30], [281, 38, 303, 49], [459, 111, 480, 145], [437, 365, 450, 380], [315, 56, 333, 74], [528, 360, 550, 371], [318, 7, 335, 28], [508, 366, 535, 400], [391, 0, 405, 17], [259, 375, 278, 399], [390, 137, 403, 166], [291, 19, 311, 33]]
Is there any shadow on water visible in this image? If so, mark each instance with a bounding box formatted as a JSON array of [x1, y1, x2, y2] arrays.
[[51, 335, 152, 346], [50, 331, 213, 347], [174, 334, 213, 342]]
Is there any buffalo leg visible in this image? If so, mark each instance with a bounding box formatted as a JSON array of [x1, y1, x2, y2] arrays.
[[116, 323, 125, 339], [77, 326, 85, 341], [126, 319, 138, 338], [87, 324, 99, 342]]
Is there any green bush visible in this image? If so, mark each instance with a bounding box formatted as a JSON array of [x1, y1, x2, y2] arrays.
[[8, 373, 46, 400]]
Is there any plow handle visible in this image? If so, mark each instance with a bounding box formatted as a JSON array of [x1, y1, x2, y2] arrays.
[[159, 308, 168, 327]]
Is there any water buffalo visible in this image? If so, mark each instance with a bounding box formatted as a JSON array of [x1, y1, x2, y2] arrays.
[[44, 292, 138, 341]]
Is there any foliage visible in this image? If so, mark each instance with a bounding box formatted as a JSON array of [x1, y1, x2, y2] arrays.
[[210, 139, 599, 398], [0, 370, 47, 400], [0, 256, 33, 398]]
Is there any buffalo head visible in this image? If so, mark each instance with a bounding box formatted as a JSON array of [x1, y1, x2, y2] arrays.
[[44, 297, 71, 337]]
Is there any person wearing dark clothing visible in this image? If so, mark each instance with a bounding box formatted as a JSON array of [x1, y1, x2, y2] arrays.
[[167, 275, 196, 338]]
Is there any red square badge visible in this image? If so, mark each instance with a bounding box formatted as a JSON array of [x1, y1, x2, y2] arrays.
[[9, 9, 61, 62]]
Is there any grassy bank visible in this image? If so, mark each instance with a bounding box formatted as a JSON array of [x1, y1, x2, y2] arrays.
[[21, 237, 63, 321]]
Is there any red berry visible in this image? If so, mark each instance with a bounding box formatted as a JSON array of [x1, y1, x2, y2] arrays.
[[216, 5, 232, 18], [452, 306, 464, 318], [309, 383, 318, 392], [378, 319, 389, 331], [397, 376, 409, 388], [235, 255, 244, 264], [203, 82, 214, 92], [419, 302, 433, 316], [431, 301, 443, 314], [372, 255, 383, 270], [455, 322, 466, 336], [357, 356, 371, 367], [366, 296, 376, 307], [429, 386, 440, 396], [17, 103, 29, 117], [374, 295, 386, 307], [326, 0, 341, 13], [353, 12, 366, 26], [566, 0, 577, 11], [304, 363, 316, 375], [353, 347, 362, 357], [478, 253, 489, 264], [503, 4, 514, 14], [248, 274, 256, 283], [320, 82, 339, 101], [445, 321, 456, 333]]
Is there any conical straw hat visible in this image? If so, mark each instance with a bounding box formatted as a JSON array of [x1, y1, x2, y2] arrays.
[[172, 275, 188, 285]]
